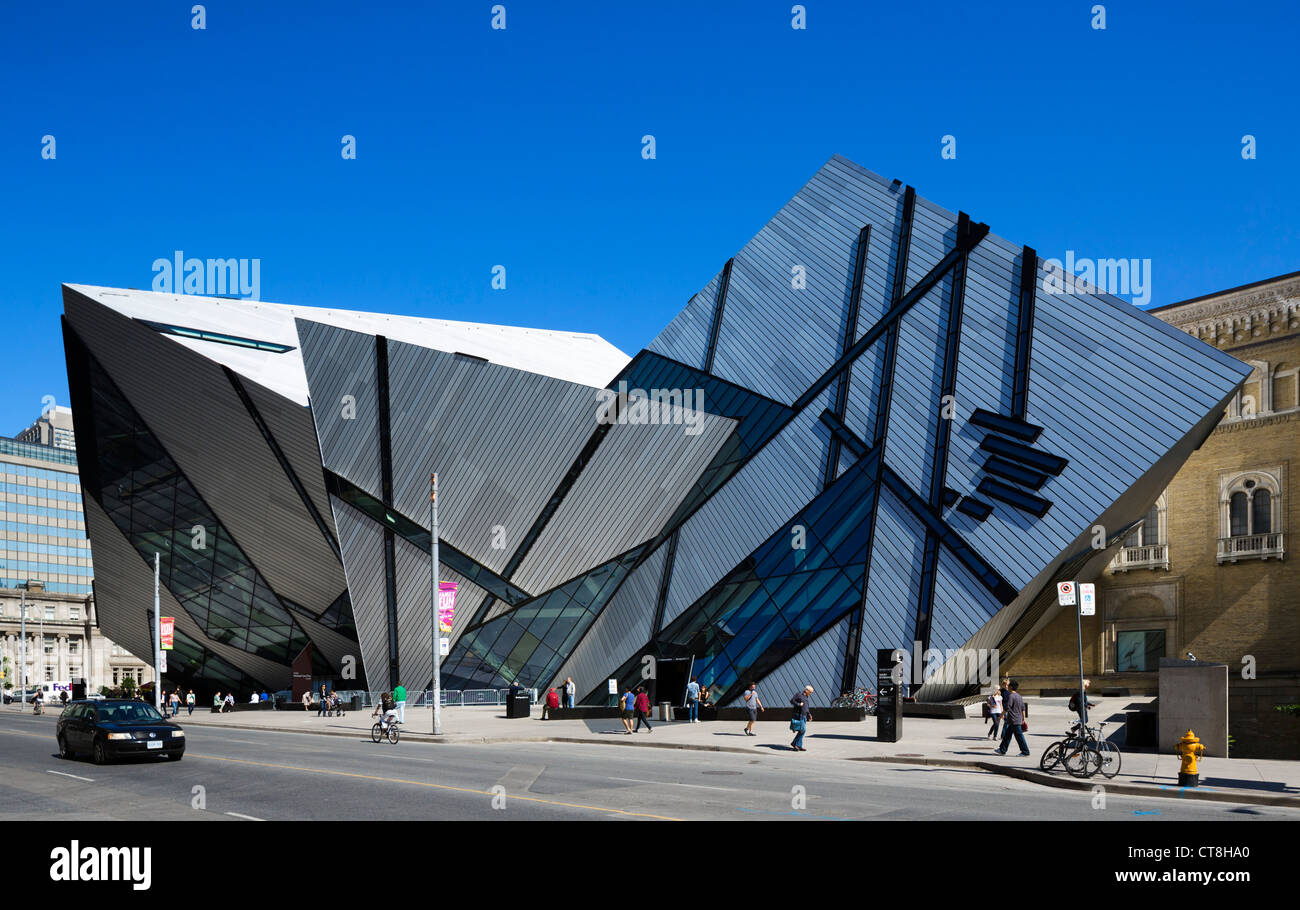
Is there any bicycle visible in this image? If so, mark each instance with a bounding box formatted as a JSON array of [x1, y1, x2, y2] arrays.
[[370, 718, 401, 744], [1040, 721, 1120, 779], [830, 688, 877, 715]]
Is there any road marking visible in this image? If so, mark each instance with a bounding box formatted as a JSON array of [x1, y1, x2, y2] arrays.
[[609, 776, 737, 792], [47, 770, 95, 782], [225, 812, 264, 821], [0, 729, 49, 739], [188, 753, 681, 820]]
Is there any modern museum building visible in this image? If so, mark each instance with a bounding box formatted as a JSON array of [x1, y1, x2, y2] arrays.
[[60, 155, 1250, 706]]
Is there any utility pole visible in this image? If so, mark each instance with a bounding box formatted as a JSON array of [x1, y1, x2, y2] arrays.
[[429, 473, 442, 735], [19, 583, 27, 706], [152, 553, 162, 712]]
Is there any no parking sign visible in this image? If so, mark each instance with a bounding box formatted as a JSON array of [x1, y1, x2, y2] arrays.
[[1056, 581, 1076, 606]]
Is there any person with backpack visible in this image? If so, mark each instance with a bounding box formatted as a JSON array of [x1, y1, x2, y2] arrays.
[[789, 685, 814, 751], [1068, 679, 1097, 720], [741, 682, 764, 736], [685, 676, 701, 723], [619, 686, 637, 734], [985, 686, 1003, 739], [994, 680, 1031, 757]]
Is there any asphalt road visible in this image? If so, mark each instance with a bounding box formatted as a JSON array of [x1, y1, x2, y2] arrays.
[[1, 711, 1294, 821]]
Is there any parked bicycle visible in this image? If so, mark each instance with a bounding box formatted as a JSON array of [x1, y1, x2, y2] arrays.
[[1039, 721, 1120, 779], [370, 719, 401, 744], [830, 687, 877, 714]]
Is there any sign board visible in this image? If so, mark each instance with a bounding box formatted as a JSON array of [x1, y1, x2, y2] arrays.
[[1079, 582, 1096, 616], [438, 636, 450, 657], [159, 652, 167, 673], [437, 582, 458, 635], [607, 678, 618, 695], [160, 616, 174, 650], [1056, 581, 1076, 606]]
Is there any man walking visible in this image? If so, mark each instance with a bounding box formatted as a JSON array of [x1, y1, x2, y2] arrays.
[[790, 685, 814, 751], [633, 686, 654, 732], [186, 689, 196, 716], [686, 676, 701, 723], [620, 686, 637, 734], [564, 677, 576, 709], [318, 685, 328, 717], [741, 681, 764, 736], [995, 680, 1031, 757], [393, 681, 407, 724]]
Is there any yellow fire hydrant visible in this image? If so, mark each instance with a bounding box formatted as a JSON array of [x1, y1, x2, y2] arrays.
[[1175, 729, 1205, 787]]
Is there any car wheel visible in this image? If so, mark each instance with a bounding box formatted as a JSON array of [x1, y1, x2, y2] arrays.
[[168, 752, 184, 761], [58, 735, 74, 760], [92, 739, 108, 765]]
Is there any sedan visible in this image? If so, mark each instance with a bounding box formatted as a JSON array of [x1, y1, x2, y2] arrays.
[[56, 699, 185, 764]]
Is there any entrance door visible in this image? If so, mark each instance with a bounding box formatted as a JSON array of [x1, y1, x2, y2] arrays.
[[653, 657, 693, 707]]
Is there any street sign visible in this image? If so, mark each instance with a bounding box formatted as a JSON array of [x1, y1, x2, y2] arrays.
[[438, 637, 449, 656], [1056, 581, 1076, 606], [1079, 583, 1096, 616], [607, 678, 618, 695]]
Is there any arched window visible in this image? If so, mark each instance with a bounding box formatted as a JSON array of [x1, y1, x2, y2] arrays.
[[1113, 493, 1169, 571], [1218, 469, 1285, 563]]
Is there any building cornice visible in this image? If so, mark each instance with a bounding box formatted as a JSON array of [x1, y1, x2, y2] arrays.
[[1155, 278, 1300, 348]]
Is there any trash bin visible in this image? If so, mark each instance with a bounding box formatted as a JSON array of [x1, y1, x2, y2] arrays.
[[506, 692, 531, 718], [351, 695, 363, 712], [657, 702, 672, 721]]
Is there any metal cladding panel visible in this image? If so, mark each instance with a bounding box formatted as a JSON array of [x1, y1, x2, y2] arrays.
[[662, 389, 834, 627], [240, 376, 338, 545], [942, 268, 1251, 591], [647, 273, 721, 369], [286, 606, 357, 675], [882, 281, 950, 495], [330, 497, 390, 694], [296, 320, 384, 498], [385, 338, 600, 575], [82, 495, 290, 688], [551, 540, 668, 697], [393, 534, 434, 693], [854, 486, 924, 689], [740, 616, 850, 708], [841, 336, 887, 444], [928, 544, 1004, 657], [64, 290, 348, 611], [511, 409, 734, 593], [906, 197, 958, 289]]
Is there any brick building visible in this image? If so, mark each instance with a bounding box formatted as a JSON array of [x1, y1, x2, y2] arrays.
[[1002, 271, 1299, 757]]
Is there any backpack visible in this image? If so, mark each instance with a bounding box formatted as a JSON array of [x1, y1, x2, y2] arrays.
[[1068, 693, 1079, 714]]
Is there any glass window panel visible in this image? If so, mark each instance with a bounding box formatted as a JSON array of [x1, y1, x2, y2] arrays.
[[1142, 505, 1160, 544], [1252, 490, 1271, 534], [1230, 492, 1248, 536]]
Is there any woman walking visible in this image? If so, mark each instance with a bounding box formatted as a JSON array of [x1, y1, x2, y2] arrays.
[[633, 686, 653, 732], [986, 687, 1003, 739]]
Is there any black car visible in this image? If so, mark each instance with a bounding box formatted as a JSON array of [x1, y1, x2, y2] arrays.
[[56, 699, 185, 764]]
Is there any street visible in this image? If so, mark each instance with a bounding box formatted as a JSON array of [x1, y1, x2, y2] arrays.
[[1, 711, 1294, 821]]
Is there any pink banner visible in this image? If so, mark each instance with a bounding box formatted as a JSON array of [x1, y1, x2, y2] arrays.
[[438, 581, 458, 635]]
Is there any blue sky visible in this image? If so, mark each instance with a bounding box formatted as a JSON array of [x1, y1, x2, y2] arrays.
[[1, 1, 1296, 435]]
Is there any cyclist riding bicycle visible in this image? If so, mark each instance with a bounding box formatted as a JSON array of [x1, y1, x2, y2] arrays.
[[371, 691, 398, 732]]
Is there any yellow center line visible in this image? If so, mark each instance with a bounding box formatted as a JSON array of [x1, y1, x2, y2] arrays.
[[0, 728, 49, 739], [190, 752, 682, 820]]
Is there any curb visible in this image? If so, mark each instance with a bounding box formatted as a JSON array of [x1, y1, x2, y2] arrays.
[[849, 755, 1300, 809]]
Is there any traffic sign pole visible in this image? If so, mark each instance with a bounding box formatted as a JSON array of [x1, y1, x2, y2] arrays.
[[1074, 580, 1087, 727]]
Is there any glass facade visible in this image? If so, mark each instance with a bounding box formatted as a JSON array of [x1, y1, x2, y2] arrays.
[[599, 454, 878, 706], [443, 544, 648, 690], [0, 437, 94, 595], [78, 344, 311, 665]]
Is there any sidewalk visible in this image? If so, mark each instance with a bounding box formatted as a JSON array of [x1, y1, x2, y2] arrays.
[[23, 698, 1297, 808]]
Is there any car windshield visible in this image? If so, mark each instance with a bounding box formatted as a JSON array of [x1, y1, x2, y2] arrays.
[[99, 703, 166, 723]]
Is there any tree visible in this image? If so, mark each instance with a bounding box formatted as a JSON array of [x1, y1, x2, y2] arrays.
[[121, 675, 137, 696]]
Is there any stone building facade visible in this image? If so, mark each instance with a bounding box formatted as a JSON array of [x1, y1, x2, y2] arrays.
[[0, 583, 153, 697], [1003, 271, 1299, 757]]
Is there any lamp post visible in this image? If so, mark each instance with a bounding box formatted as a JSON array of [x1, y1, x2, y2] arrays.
[[429, 473, 442, 736], [18, 579, 43, 706]]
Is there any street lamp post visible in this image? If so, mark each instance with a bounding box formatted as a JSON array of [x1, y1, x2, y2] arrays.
[[429, 473, 442, 736], [19, 584, 27, 706]]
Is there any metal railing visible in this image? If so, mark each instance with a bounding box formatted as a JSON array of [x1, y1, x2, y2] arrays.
[[1110, 543, 1169, 572], [1217, 533, 1285, 564]]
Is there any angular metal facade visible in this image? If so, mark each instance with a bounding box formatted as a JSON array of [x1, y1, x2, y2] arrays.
[[63, 155, 1251, 705]]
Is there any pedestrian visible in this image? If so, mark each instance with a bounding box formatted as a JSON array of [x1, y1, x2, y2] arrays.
[[318, 685, 327, 717], [261, 690, 271, 708], [1068, 679, 1096, 721], [620, 686, 636, 734], [789, 685, 814, 751], [541, 686, 559, 720], [633, 686, 653, 732], [995, 680, 1032, 757], [986, 686, 1003, 739], [301, 689, 312, 712], [249, 691, 259, 704], [186, 689, 195, 716], [169, 690, 180, 716], [686, 676, 701, 723], [564, 676, 576, 709], [393, 681, 407, 724], [213, 691, 223, 711], [742, 681, 764, 736]]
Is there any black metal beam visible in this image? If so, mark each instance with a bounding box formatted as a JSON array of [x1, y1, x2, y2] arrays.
[[1011, 246, 1037, 420], [824, 225, 872, 488], [702, 258, 734, 374], [374, 335, 399, 688]]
